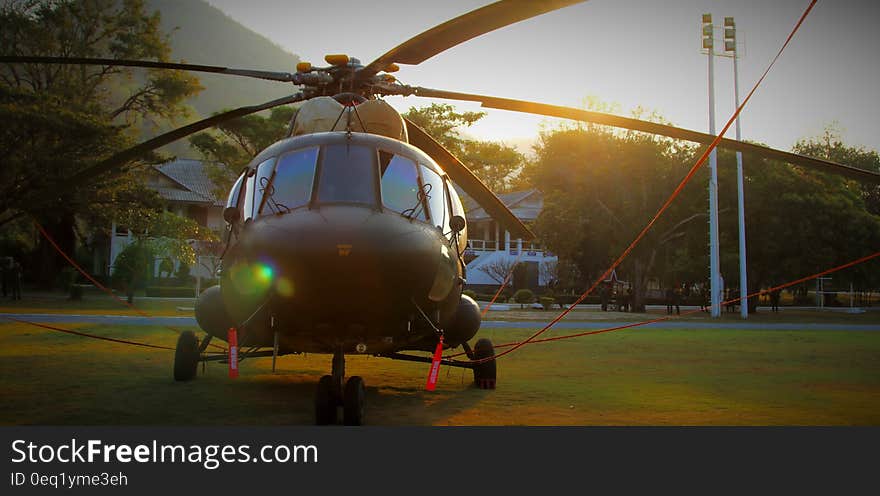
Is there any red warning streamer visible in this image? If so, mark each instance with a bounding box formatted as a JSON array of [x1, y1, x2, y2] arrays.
[[425, 335, 444, 391], [228, 327, 239, 378]]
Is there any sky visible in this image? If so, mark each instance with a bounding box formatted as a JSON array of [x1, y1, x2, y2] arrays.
[[203, 0, 879, 154]]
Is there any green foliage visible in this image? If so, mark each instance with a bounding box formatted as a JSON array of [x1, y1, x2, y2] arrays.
[[531, 122, 702, 310], [513, 288, 535, 308], [0, 0, 204, 286], [112, 240, 156, 289], [189, 106, 296, 195], [145, 286, 194, 297], [539, 296, 555, 310], [531, 116, 880, 306], [403, 103, 523, 193], [462, 289, 477, 300]]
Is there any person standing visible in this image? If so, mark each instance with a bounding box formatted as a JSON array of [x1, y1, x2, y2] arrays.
[[10, 259, 22, 301], [770, 288, 781, 312], [665, 286, 674, 314]]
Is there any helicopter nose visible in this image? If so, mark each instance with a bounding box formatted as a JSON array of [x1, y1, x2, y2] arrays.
[[225, 206, 451, 309]]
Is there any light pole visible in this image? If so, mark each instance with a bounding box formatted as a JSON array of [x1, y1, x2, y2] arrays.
[[702, 14, 722, 318], [725, 17, 749, 319]]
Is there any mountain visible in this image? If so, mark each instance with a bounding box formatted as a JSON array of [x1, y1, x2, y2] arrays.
[[143, 0, 301, 155]]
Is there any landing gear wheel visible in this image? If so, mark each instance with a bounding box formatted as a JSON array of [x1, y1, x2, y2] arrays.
[[472, 338, 497, 389], [315, 375, 337, 425], [174, 331, 200, 381], [343, 376, 365, 426]]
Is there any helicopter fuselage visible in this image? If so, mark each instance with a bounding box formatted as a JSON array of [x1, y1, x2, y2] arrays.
[[195, 131, 481, 356]]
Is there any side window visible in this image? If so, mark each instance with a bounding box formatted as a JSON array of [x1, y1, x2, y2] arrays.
[[419, 164, 448, 231], [252, 158, 276, 217], [243, 171, 255, 220], [263, 147, 319, 213], [317, 144, 377, 205], [379, 152, 427, 222], [226, 172, 246, 210]]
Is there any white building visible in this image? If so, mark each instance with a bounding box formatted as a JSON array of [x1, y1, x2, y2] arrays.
[[108, 159, 226, 280], [461, 189, 557, 291]]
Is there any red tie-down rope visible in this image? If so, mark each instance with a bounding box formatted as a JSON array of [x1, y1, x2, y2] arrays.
[[0, 315, 175, 351], [445, 250, 880, 359], [33, 220, 226, 351], [480, 248, 524, 317], [450, 0, 820, 364]]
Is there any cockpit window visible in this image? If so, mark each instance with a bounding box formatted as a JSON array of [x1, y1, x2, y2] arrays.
[[226, 172, 245, 210], [259, 147, 318, 214], [419, 164, 448, 231], [379, 152, 427, 222], [317, 144, 377, 205], [251, 158, 276, 218]]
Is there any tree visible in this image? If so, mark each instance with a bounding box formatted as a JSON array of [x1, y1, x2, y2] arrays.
[[0, 0, 203, 286], [403, 103, 523, 193], [478, 257, 519, 286], [531, 124, 706, 312], [189, 106, 296, 196], [111, 209, 216, 303], [792, 126, 880, 216]]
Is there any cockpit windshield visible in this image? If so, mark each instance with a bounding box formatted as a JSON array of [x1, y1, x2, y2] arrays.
[[317, 144, 377, 205], [238, 140, 449, 229]]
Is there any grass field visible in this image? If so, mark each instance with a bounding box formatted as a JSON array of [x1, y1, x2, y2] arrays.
[[2, 313, 879, 425]]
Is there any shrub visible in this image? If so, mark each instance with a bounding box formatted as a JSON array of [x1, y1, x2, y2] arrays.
[[462, 289, 477, 300], [513, 288, 535, 308], [145, 286, 196, 298], [539, 296, 555, 310]]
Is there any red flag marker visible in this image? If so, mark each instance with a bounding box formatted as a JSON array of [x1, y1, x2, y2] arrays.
[[228, 327, 239, 379], [425, 335, 444, 391]]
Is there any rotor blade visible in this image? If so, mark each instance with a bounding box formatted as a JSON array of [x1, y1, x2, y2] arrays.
[[68, 93, 304, 186], [412, 87, 880, 183], [0, 56, 297, 82], [404, 117, 534, 241], [358, 0, 586, 80]]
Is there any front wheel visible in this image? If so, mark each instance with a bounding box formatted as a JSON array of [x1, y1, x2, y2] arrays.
[[472, 338, 497, 389], [173, 331, 200, 381], [315, 375, 337, 425], [343, 376, 365, 426]]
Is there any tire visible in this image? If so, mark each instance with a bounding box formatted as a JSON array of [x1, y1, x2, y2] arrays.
[[173, 331, 200, 381], [343, 376, 366, 426], [472, 338, 497, 389], [315, 375, 337, 425]]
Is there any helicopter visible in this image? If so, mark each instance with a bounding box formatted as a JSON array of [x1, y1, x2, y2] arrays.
[[3, 0, 878, 426]]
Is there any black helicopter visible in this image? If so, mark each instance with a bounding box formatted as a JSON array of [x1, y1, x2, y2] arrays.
[[4, 0, 878, 425]]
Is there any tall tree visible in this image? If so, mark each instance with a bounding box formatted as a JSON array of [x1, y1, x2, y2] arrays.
[[531, 126, 706, 311], [0, 0, 203, 285]]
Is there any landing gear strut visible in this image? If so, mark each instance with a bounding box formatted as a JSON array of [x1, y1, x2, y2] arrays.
[[315, 348, 366, 425]]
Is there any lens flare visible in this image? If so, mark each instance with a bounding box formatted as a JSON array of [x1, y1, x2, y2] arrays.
[[276, 277, 295, 297]]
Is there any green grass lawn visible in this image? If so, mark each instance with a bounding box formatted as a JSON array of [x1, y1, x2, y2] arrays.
[[1, 319, 878, 425], [0, 294, 194, 316]]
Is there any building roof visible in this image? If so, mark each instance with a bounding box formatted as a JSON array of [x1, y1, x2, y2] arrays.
[[152, 159, 225, 207], [461, 188, 543, 222]]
